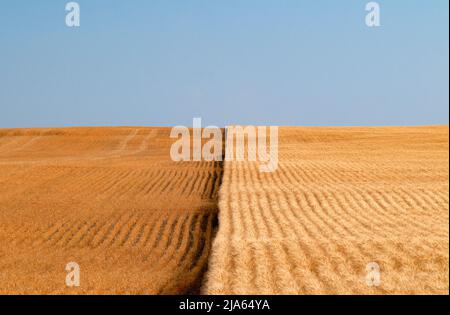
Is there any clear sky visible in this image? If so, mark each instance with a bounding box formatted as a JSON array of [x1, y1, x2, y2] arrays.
[[0, 0, 448, 128]]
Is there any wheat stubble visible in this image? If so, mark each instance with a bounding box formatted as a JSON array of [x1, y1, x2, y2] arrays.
[[203, 126, 449, 294], [0, 127, 222, 294]]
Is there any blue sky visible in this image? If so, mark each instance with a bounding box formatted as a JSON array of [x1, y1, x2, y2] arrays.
[[0, 0, 448, 127]]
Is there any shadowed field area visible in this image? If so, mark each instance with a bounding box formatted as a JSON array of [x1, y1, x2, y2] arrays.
[[0, 127, 223, 294], [203, 126, 449, 294]]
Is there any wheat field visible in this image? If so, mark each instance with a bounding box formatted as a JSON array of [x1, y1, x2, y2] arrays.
[[0, 127, 222, 294], [0, 126, 448, 294], [202, 126, 449, 294]]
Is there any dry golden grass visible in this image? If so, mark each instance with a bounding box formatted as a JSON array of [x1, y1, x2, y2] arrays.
[[0, 127, 222, 294], [203, 126, 449, 294]]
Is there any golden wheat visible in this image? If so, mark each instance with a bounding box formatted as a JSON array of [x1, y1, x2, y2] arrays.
[[0, 127, 222, 294], [203, 126, 449, 294]]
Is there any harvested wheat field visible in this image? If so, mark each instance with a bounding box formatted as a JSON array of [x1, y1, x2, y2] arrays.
[[203, 126, 449, 294], [0, 127, 223, 294]]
